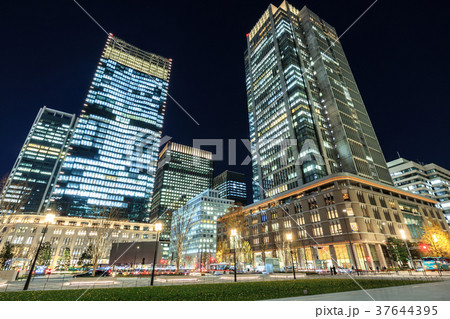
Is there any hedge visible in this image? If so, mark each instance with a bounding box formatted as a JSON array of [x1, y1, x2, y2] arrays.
[[0, 278, 430, 301]]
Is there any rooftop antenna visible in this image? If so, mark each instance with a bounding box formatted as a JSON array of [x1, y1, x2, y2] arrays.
[[397, 151, 401, 159]]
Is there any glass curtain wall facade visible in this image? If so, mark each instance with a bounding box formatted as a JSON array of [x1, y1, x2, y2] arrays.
[[169, 189, 234, 264], [150, 142, 213, 242], [245, 1, 392, 202], [0, 107, 76, 213], [49, 35, 172, 221], [213, 170, 247, 205]]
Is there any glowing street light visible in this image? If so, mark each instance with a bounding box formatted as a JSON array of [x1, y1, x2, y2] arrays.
[[44, 213, 56, 223], [230, 228, 237, 282], [151, 222, 163, 286], [24, 213, 55, 290], [399, 229, 414, 270], [286, 233, 296, 279]]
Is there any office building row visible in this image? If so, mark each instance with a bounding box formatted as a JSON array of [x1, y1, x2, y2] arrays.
[[388, 158, 450, 224], [1, 1, 447, 271]]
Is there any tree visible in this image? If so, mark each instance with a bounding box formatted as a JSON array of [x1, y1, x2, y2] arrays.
[[241, 241, 253, 267], [216, 241, 228, 263], [171, 204, 195, 273], [260, 240, 267, 264], [78, 245, 93, 268], [59, 247, 71, 270], [0, 242, 14, 269], [87, 207, 120, 276], [36, 242, 52, 266], [421, 218, 450, 258], [220, 204, 247, 270], [386, 237, 409, 268]]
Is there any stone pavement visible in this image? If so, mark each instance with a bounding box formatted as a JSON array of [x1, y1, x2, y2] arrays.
[[272, 280, 450, 301]]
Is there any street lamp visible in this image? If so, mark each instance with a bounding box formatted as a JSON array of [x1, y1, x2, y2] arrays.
[[230, 228, 237, 282], [150, 223, 162, 286], [134, 246, 140, 269], [432, 234, 438, 243], [400, 229, 414, 270], [286, 233, 296, 279], [24, 213, 55, 291]]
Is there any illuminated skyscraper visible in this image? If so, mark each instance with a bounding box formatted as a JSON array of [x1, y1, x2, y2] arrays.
[[1, 107, 75, 213], [245, 1, 392, 201], [49, 35, 172, 221], [213, 170, 247, 205], [150, 142, 213, 241]]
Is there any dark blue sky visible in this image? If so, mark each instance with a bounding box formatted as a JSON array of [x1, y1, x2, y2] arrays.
[[1, 0, 449, 197]]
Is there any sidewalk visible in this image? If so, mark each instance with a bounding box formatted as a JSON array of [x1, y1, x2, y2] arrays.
[[271, 280, 450, 301]]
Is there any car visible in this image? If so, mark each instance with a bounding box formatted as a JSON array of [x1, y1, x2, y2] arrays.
[[73, 269, 111, 278], [34, 266, 50, 275], [336, 267, 352, 274], [415, 267, 425, 272], [44, 268, 54, 275]]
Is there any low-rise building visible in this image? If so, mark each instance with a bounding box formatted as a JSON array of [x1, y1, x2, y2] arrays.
[[217, 173, 449, 270], [0, 214, 158, 270]]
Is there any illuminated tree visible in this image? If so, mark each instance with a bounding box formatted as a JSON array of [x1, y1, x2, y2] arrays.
[[220, 204, 247, 269], [0, 242, 14, 269], [36, 242, 52, 266], [87, 207, 120, 276], [421, 218, 450, 258], [59, 247, 71, 270], [241, 240, 253, 267], [216, 241, 229, 263], [171, 204, 194, 273]]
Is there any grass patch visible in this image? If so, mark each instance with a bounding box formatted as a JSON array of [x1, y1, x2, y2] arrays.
[[0, 279, 431, 301]]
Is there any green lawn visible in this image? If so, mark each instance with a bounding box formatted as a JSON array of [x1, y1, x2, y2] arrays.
[[0, 279, 431, 301]]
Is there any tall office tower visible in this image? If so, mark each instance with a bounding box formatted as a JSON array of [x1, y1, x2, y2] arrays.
[[213, 170, 247, 205], [49, 35, 172, 221], [150, 142, 213, 243], [388, 158, 450, 224], [245, 1, 392, 201], [0, 107, 75, 214]]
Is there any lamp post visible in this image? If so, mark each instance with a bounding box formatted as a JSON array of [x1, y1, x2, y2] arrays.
[[134, 246, 140, 269], [24, 213, 55, 291], [286, 233, 296, 279], [150, 223, 162, 286], [400, 229, 414, 270], [230, 228, 237, 282]]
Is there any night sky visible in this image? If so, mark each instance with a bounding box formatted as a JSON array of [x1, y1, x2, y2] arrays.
[[1, 0, 449, 201]]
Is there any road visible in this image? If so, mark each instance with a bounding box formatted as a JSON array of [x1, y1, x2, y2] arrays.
[[272, 280, 450, 301]]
